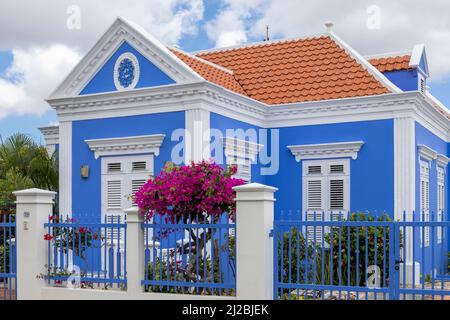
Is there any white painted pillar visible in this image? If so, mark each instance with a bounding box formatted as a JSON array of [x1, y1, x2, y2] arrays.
[[394, 115, 419, 285], [58, 121, 72, 216], [13, 188, 56, 300], [185, 107, 210, 163], [233, 183, 277, 300], [124, 207, 144, 295]]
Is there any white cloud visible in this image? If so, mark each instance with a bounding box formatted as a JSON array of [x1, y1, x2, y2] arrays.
[[0, 0, 204, 51], [207, 0, 450, 82], [205, 0, 268, 47], [0, 44, 81, 119], [0, 0, 204, 119]]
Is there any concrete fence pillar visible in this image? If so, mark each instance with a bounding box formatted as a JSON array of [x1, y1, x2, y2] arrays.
[[13, 188, 56, 300], [233, 183, 277, 300], [124, 207, 144, 295]]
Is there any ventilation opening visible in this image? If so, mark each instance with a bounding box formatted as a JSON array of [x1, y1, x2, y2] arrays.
[[330, 164, 344, 174], [107, 163, 121, 173], [132, 161, 147, 171], [308, 166, 321, 174]]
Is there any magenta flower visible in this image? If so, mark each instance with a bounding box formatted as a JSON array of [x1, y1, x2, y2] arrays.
[[134, 160, 245, 221]]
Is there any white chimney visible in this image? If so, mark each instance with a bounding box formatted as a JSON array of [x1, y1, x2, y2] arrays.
[[325, 21, 334, 32]]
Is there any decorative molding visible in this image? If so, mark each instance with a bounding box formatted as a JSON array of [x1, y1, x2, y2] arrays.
[[418, 144, 438, 162], [47, 76, 450, 142], [48, 17, 203, 99], [222, 137, 262, 161], [113, 52, 140, 91], [436, 154, 450, 168], [39, 124, 59, 156], [287, 141, 364, 162], [85, 134, 165, 159]]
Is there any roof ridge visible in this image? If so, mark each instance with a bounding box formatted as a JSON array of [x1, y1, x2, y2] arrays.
[[193, 33, 329, 56], [365, 51, 412, 60], [168, 46, 235, 74]]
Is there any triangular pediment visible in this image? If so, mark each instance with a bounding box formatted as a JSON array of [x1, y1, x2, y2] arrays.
[[48, 17, 203, 99]]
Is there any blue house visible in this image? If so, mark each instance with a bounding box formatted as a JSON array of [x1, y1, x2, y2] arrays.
[[40, 17, 449, 280]]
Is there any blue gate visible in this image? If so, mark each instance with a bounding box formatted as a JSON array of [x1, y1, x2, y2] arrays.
[[274, 211, 450, 300], [0, 214, 16, 300]]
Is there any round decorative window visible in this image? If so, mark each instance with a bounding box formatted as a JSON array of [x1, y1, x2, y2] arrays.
[[114, 52, 140, 90]]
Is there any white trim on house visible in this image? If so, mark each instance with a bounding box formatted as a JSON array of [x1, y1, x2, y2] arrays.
[[48, 17, 204, 99], [59, 121, 72, 215], [418, 144, 438, 162], [287, 141, 364, 162], [39, 124, 59, 156], [47, 79, 450, 142], [222, 137, 262, 162], [410, 44, 429, 76], [437, 154, 450, 168], [185, 107, 210, 163], [85, 134, 165, 159], [222, 137, 263, 182]]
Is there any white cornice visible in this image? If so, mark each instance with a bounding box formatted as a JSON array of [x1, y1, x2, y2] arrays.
[[288, 141, 364, 162], [38, 125, 60, 146], [222, 137, 263, 161], [85, 134, 165, 159], [437, 154, 450, 168], [418, 144, 438, 162], [47, 80, 450, 142]]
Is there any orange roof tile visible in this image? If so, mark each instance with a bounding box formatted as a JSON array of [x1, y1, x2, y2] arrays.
[[369, 54, 411, 73], [169, 48, 247, 96], [193, 36, 390, 104]]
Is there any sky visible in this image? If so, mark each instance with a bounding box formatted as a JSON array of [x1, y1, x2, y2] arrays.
[[0, 0, 450, 143]]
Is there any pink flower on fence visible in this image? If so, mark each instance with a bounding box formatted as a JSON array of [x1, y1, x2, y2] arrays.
[[43, 233, 54, 241]]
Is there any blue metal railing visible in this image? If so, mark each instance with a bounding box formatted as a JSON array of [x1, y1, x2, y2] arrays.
[[274, 210, 450, 300], [0, 213, 16, 300], [44, 214, 127, 290], [141, 212, 236, 296]]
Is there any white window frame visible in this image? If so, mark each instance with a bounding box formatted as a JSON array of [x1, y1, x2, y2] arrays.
[[222, 137, 262, 183], [302, 159, 350, 243], [101, 155, 154, 225], [419, 159, 430, 247], [437, 166, 445, 243]]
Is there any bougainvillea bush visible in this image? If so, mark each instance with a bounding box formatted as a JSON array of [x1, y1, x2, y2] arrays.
[[134, 160, 244, 295], [134, 160, 245, 222]]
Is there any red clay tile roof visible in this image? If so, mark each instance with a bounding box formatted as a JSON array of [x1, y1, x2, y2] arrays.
[[369, 54, 411, 73], [192, 36, 390, 104], [170, 48, 247, 96]]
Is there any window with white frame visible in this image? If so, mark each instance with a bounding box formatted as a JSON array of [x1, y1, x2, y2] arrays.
[[419, 160, 430, 247], [437, 166, 445, 243], [302, 159, 350, 243], [102, 155, 153, 232], [223, 137, 261, 183]]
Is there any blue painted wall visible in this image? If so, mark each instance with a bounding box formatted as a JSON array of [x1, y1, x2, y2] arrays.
[[382, 69, 418, 92], [264, 120, 395, 218], [80, 41, 175, 95], [414, 122, 448, 276], [71, 111, 185, 221]]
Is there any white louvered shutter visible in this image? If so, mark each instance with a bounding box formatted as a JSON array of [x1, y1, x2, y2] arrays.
[[305, 174, 325, 244], [107, 180, 122, 209]]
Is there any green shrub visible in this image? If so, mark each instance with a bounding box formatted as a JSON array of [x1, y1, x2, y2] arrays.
[[322, 212, 392, 287], [0, 244, 10, 274]]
